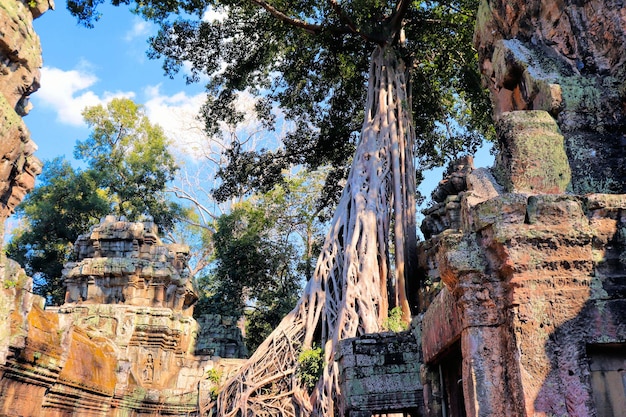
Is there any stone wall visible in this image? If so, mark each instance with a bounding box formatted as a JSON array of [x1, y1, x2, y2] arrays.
[[336, 331, 423, 417], [64, 215, 197, 311], [195, 314, 248, 359], [0, 2, 250, 414], [475, 0, 626, 195], [0, 0, 47, 240], [0, 217, 247, 416]]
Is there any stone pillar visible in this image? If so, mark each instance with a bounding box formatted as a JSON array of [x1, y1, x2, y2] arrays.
[[493, 111, 571, 194], [436, 231, 523, 417]]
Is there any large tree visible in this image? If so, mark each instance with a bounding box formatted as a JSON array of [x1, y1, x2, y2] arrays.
[[76, 97, 182, 230], [67, 0, 491, 415], [7, 98, 182, 305], [6, 158, 111, 304]]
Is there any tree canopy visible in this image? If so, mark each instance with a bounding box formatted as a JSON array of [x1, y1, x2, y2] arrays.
[[76, 97, 182, 230], [194, 172, 327, 351], [68, 0, 492, 210], [6, 98, 181, 305]]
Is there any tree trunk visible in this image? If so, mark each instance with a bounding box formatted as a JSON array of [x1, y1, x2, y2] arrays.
[[213, 44, 417, 417]]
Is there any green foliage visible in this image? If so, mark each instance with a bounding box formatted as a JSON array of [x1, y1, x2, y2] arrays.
[[383, 306, 409, 332], [76, 97, 182, 231], [206, 368, 222, 401], [194, 170, 326, 352], [3, 279, 17, 289], [193, 199, 303, 352], [296, 346, 324, 391], [66, 0, 494, 216], [6, 98, 182, 305], [6, 158, 111, 304], [207, 368, 222, 384]]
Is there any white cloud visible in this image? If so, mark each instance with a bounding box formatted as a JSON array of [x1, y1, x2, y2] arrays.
[[36, 65, 135, 127], [143, 85, 209, 158], [143, 85, 284, 164], [124, 18, 153, 42], [202, 6, 227, 23]]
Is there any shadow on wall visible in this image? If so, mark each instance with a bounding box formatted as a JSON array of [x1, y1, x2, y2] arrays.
[[535, 300, 626, 415], [532, 212, 626, 416]]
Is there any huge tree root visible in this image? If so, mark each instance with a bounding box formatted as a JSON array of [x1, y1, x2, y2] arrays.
[[213, 44, 417, 417]]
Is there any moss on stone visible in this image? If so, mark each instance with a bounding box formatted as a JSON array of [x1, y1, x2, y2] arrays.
[[566, 134, 621, 194], [0, 94, 22, 136], [0, 0, 42, 68], [560, 77, 601, 116], [495, 111, 571, 193]]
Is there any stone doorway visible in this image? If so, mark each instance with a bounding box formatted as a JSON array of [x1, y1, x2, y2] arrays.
[[587, 343, 626, 417], [437, 341, 466, 417]]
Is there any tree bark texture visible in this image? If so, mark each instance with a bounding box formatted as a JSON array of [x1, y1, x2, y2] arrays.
[[213, 44, 417, 417]]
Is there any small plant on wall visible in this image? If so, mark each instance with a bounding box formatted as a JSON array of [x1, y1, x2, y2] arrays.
[[206, 369, 222, 401], [296, 345, 324, 392], [383, 306, 409, 332]]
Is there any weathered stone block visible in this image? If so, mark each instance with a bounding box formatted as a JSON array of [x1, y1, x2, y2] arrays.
[[337, 332, 422, 415], [469, 193, 527, 232], [421, 287, 462, 363], [494, 110, 571, 194]]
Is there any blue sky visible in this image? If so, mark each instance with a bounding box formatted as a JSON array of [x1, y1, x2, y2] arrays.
[[26, 1, 493, 219], [30, 2, 209, 164]]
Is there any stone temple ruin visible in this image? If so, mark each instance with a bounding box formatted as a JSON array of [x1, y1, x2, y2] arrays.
[[0, 0, 625, 416], [0, 214, 247, 416]]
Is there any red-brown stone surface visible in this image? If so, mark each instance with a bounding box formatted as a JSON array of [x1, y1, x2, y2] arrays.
[[418, 160, 626, 417], [0, 0, 47, 237], [475, 0, 626, 194]]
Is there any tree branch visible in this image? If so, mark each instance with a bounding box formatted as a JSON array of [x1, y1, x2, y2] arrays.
[[248, 0, 324, 34], [248, 0, 354, 38], [388, 0, 412, 41], [326, 0, 374, 42]]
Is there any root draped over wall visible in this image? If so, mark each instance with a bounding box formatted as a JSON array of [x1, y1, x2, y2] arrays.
[[215, 44, 417, 417]]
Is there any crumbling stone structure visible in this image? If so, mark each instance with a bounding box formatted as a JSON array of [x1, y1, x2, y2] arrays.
[[0, 0, 46, 240], [0, 216, 247, 416], [63, 215, 197, 310], [419, 159, 626, 416], [414, 1, 626, 416], [336, 332, 423, 417], [0, 2, 249, 414], [1, 0, 625, 415]]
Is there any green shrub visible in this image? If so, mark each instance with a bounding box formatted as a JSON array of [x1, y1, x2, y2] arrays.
[[383, 306, 409, 332], [206, 368, 222, 384], [297, 346, 324, 391], [206, 369, 222, 401]]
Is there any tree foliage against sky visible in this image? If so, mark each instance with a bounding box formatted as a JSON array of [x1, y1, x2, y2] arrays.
[[6, 159, 110, 304], [68, 0, 492, 210], [7, 98, 181, 305], [76, 98, 182, 230], [195, 202, 302, 350], [194, 172, 327, 352]]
